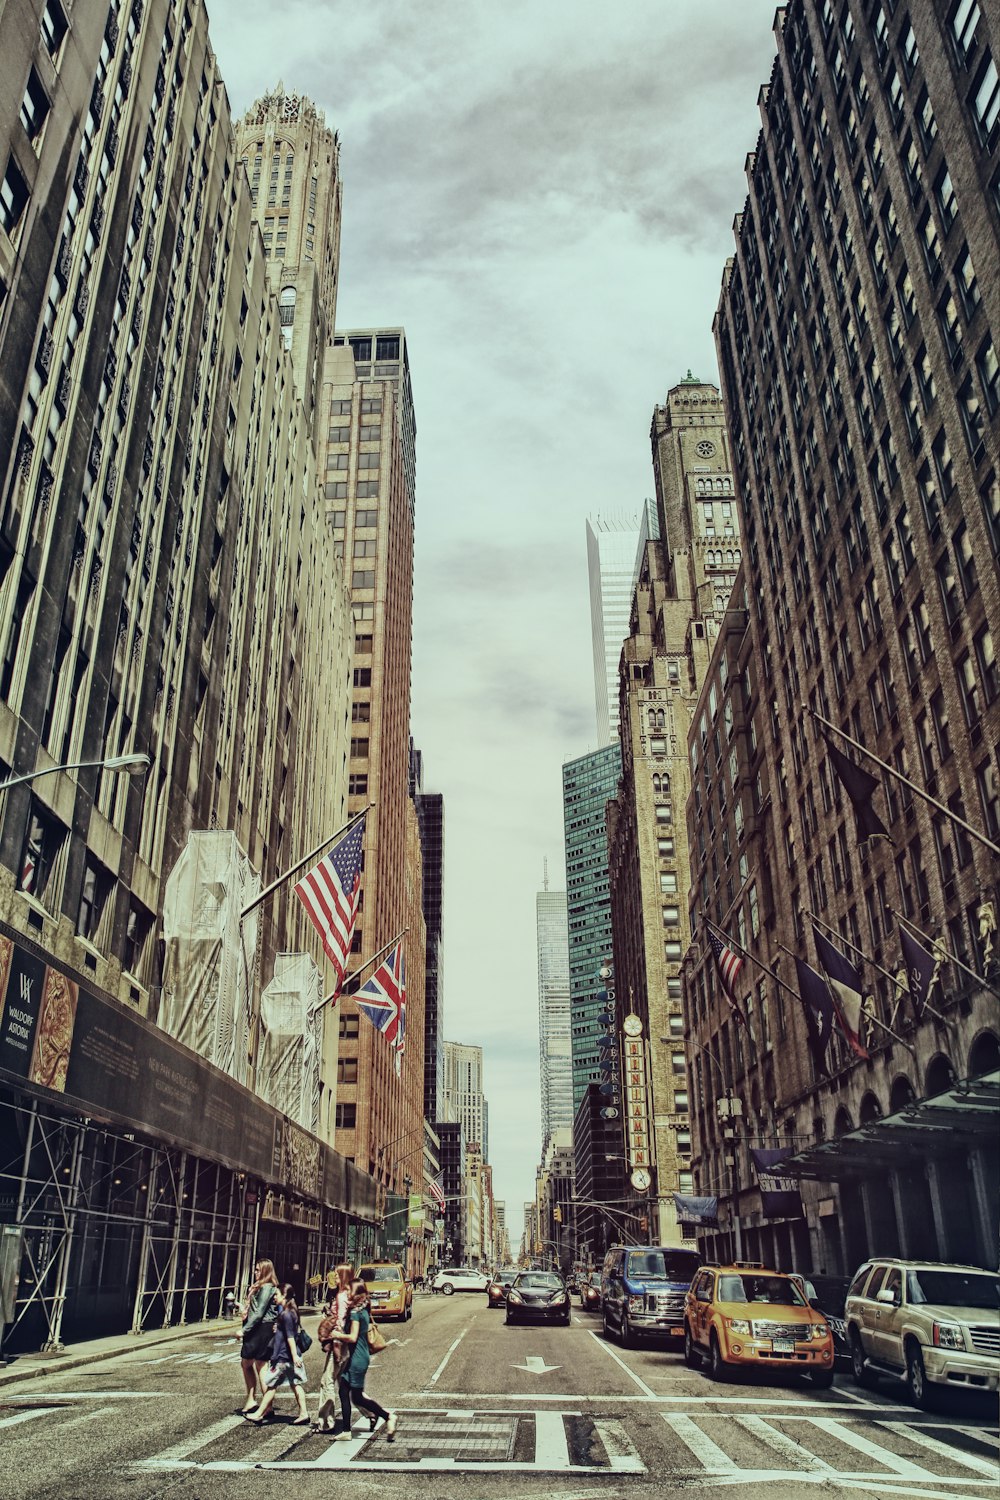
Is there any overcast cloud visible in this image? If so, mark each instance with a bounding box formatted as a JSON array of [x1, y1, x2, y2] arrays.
[[206, 0, 778, 1239]]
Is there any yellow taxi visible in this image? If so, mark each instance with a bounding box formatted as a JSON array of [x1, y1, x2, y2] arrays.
[[684, 1262, 834, 1386], [357, 1262, 413, 1321]]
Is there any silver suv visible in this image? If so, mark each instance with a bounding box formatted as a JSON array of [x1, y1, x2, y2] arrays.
[[845, 1258, 1000, 1408]]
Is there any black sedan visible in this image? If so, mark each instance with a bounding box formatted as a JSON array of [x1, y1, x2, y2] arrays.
[[795, 1273, 852, 1370], [505, 1271, 571, 1326], [486, 1268, 519, 1307]]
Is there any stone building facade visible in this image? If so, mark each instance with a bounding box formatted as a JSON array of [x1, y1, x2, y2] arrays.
[[685, 0, 1000, 1273]]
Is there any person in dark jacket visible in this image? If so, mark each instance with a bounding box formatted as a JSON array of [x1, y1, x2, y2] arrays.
[[239, 1260, 280, 1414], [334, 1281, 397, 1441], [245, 1284, 309, 1425]]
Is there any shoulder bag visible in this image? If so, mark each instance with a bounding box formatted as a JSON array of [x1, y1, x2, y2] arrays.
[[367, 1318, 387, 1353]]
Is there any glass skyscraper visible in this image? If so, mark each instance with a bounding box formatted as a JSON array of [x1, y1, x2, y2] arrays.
[[562, 744, 621, 1110], [536, 888, 573, 1144], [586, 503, 659, 744]]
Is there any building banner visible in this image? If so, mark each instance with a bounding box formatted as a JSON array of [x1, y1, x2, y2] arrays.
[[750, 1148, 803, 1218], [673, 1193, 718, 1227]]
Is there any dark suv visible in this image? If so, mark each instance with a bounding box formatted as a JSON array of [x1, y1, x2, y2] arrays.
[[601, 1244, 701, 1347]]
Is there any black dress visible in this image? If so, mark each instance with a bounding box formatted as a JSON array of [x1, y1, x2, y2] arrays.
[[240, 1284, 278, 1361]]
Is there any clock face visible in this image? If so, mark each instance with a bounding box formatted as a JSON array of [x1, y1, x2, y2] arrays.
[[630, 1167, 652, 1191], [622, 1014, 643, 1037], [695, 439, 716, 458]]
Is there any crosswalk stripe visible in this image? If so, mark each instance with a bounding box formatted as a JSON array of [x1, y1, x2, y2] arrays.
[[0, 1409, 49, 1430], [734, 1414, 836, 1472], [805, 1416, 939, 1479], [663, 1413, 739, 1472], [534, 1412, 571, 1468], [146, 1413, 244, 1461], [880, 1421, 1000, 1478], [592, 1416, 644, 1472]]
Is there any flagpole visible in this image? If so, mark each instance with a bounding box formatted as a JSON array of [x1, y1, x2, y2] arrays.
[[775, 940, 915, 1053], [240, 804, 373, 920], [702, 915, 800, 1005], [339, 929, 409, 999], [889, 907, 1000, 1002], [805, 706, 1000, 856], [804, 908, 955, 1031]]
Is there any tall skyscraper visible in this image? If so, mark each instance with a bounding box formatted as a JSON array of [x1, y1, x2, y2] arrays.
[[411, 740, 445, 1124], [683, 0, 1000, 1273], [536, 884, 573, 1144], [562, 743, 621, 1109], [608, 377, 742, 1243], [319, 328, 423, 1198], [441, 1039, 488, 1160], [586, 504, 659, 744]]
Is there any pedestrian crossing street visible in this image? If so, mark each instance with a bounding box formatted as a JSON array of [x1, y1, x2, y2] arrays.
[[2, 1389, 997, 1492]]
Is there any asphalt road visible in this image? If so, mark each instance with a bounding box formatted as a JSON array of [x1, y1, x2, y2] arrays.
[[2, 1291, 996, 1500]]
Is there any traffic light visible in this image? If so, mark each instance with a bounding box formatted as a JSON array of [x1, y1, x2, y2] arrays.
[[553, 1205, 563, 1224], [639, 1215, 649, 1232]]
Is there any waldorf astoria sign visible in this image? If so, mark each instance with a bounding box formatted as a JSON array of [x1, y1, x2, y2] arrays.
[[0, 919, 376, 1221]]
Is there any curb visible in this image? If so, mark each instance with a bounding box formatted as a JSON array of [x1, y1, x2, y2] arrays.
[[0, 1319, 235, 1388]]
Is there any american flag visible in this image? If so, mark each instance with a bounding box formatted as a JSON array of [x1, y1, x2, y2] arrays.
[[293, 815, 366, 994], [428, 1172, 445, 1209], [355, 939, 405, 1051], [707, 927, 750, 1031]]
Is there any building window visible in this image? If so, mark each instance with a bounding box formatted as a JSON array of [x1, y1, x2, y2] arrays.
[[975, 758, 1000, 840], [41, 0, 68, 56], [335, 1102, 356, 1129], [77, 857, 114, 941], [328, 426, 350, 443], [348, 774, 368, 796], [339, 1012, 360, 1038], [951, 0, 981, 60], [353, 538, 376, 558], [660, 872, 678, 893], [350, 737, 369, 758], [957, 653, 980, 726], [337, 1058, 358, 1084], [977, 339, 999, 414], [975, 628, 998, 702], [1, 156, 29, 235], [376, 335, 400, 360], [358, 452, 379, 469], [351, 569, 375, 590], [19, 801, 63, 905], [665, 940, 682, 960], [19, 70, 50, 144], [353, 667, 371, 687], [972, 56, 999, 143]]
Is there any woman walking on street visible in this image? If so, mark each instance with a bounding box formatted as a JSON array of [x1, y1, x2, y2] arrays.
[[314, 1262, 354, 1433], [245, 1284, 309, 1426], [334, 1280, 397, 1442], [239, 1259, 281, 1414]]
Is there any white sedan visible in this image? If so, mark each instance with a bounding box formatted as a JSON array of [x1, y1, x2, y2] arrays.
[[433, 1266, 490, 1294]]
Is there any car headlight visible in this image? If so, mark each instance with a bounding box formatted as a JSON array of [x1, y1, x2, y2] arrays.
[[507, 1291, 523, 1305], [550, 1293, 568, 1305], [628, 1295, 645, 1311], [728, 1319, 751, 1335], [933, 1321, 965, 1350], [809, 1323, 829, 1341]]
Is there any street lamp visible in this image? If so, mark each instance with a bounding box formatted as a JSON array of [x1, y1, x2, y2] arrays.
[[0, 752, 150, 795]]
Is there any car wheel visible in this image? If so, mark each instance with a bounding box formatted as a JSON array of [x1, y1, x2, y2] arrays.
[[849, 1329, 877, 1389], [620, 1311, 635, 1348], [905, 1340, 933, 1409], [810, 1368, 835, 1389], [441, 1283, 454, 1296], [561, 1312, 571, 1326], [602, 1308, 613, 1340], [709, 1331, 730, 1382], [505, 1311, 515, 1326], [684, 1325, 701, 1369]]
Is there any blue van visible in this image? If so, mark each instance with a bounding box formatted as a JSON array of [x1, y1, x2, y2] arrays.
[[601, 1244, 701, 1347]]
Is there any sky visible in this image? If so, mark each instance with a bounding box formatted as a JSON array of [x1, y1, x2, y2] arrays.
[[205, 0, 779, 1238]]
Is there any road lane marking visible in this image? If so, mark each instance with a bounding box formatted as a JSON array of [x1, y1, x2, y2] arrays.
[[147, 1413, 244, 1460], [0, 1409, 49, 1430], [427, 1327, 468, 1387], [663, 1412, 739, 1472], [734, 1414, 836, 1472], [805, 1415, 939, 1478], [3, 1391, 167, 1399], [59, 1405, 117, 1429], [534, 1412, 571, 1468], [878, 1421, 1000, 1477], [585, 1330, 657, 1397], [401, 1391, 901, 1406], [593, 1416, 645, 1472]]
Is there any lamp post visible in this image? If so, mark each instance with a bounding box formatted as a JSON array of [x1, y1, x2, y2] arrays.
[[0, 752, 150, 796]]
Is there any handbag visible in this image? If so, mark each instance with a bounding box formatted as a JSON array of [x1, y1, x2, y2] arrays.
[[295, 1326, 313, 1353], [367, 1318, 387, 1353]]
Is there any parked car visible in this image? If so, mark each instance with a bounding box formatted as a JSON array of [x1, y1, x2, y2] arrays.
[[487, 1268, 520, 1307], [432, 1265, 490, 1295], [356, 1262, 413, 1321], [792, 1273, 852, 1370], [505, 1270, 571, 1326], [601, 1243, 701, 1347], [844, 1258, 1000, 1408], [684, 1262, 835, 1386], [579, 1272, 602, 1312]]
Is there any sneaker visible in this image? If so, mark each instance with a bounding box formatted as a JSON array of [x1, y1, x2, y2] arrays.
[[333, 1430, 353, 1442], [385, 1412, 397, 1443]]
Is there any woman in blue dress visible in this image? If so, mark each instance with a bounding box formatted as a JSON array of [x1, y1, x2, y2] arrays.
[[335, 1280, 397, 1441]]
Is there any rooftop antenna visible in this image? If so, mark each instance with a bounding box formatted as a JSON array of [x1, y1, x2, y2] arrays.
[[543, 857, 549, 892]]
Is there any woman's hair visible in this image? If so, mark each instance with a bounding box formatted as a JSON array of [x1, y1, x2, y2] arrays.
[[350, 1279, 369, 1306], [335, 1262, 354, 1289], [253, 1259, 279, 1289], [280, 1282, 298, 1313]]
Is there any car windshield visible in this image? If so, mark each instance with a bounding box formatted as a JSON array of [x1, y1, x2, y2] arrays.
[[516, 1273, 563, 1289], [718, 1274, 806, 1306], [907, 1270, 1000, 1309], [627, 1250, 701, 1282], [360, 1266, 401, 1282], [492, 1271, 516, 1285]]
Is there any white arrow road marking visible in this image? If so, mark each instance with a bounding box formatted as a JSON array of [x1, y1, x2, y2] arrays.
[[514, 1357, 560, 1374]]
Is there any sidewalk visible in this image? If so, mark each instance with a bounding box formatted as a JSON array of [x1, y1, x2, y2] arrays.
[[0, 1316, 237, 1388]]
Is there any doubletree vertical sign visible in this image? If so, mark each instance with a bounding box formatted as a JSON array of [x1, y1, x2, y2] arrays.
[[622, 1013, 652, 1169]]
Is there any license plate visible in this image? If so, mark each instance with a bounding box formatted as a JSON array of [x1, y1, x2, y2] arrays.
[[772, 1338, 794, 1353]]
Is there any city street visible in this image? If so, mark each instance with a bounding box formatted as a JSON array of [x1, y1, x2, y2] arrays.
[[1, 1293, 996, 1500]]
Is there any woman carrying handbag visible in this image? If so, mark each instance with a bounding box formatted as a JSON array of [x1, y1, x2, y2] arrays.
[[333, 1280, 397, 1441], [314, 1263, 354, 1432], [238, 1260, 280, 1414], [244, 1284, 310, 1426]]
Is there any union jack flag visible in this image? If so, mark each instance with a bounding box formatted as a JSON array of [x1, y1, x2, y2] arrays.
[[356, 939, 405, 1052], [707, 927, 750, 1031], [293, 815, 366, 995], [428, 1172, 445, 1209]]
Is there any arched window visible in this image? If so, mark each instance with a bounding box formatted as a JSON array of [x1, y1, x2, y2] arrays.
[[833, 1106, 853, 1137], [968, 1029, 1000, 1078], [889, 1074, 916, 1112], [858, 1091, 882, 1125], [652, 774, 661, 795], [924, 1053, 955, 1098]]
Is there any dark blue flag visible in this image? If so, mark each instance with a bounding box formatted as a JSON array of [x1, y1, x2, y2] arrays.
[[795, 955, 835, 1075], [899, 924, 937, 1020], [824, 736, 892, 845]]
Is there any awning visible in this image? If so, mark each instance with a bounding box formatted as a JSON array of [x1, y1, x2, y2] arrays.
[[774, 1071, 1000, 1182]]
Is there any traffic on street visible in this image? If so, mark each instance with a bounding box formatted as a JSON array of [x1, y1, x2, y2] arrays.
[[1, 1283, 995, 1500]]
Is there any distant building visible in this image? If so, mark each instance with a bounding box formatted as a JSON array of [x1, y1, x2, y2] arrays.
[[586, 505, 658, 744], [536, 885, 573, 1142], [411, 742, 445, 1124], [442, 1039, 488, 1160]]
